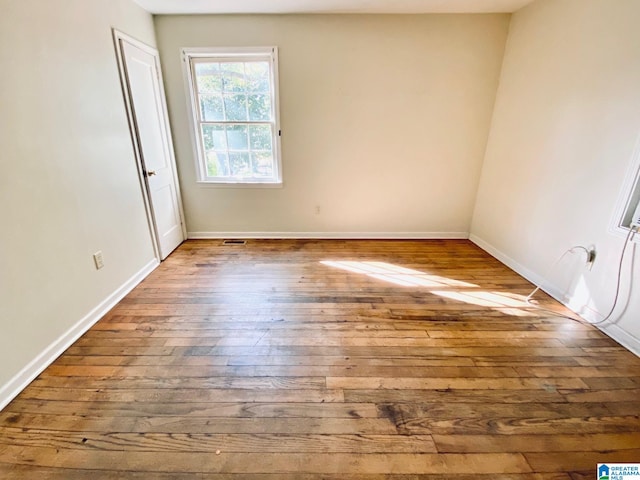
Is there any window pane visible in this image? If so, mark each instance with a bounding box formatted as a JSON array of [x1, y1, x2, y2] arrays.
[[200, 95, 224, 121], [195, 63, 222, 93], [196, 62, 219, 76], [201, 124, 227, 151], [249, 124, 272, 151], [186, 49, 281, 183], [229, 152, 251, 176], [246, 62, 270, 92], [251, 152, 274, 177], [221, 63, 246, 92], [224, 94, 247, 121], [226, 125, 248, 150], [248, 94, 272, 121], [206, 151, 229, 177]]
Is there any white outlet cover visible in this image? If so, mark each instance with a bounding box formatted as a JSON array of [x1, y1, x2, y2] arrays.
[[93, 251, 104, 270]]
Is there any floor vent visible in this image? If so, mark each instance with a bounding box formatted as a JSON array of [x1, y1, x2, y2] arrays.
[[222, 239, 247, 245]]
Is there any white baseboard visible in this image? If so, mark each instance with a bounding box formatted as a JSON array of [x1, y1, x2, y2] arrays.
[[468, 233, 563, 295], [188, 231, 470, 240], [599, 322, 640, 356], [0, 258, 159, 412], [469, 233, 640, 357]]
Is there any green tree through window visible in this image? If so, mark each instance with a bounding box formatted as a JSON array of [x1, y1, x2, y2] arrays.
[[183, 47, 282, 184]]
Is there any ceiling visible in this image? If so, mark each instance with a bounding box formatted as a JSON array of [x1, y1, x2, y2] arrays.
[[133, 0, 536, 15]]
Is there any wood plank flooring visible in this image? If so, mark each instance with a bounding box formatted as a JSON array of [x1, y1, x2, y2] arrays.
[[1, 239, 639, 479]]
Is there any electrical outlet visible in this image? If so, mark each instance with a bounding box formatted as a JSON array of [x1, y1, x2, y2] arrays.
[[586, 248, 596, 270], [315, 205, 321, 215], [93, 251, 104, 270]]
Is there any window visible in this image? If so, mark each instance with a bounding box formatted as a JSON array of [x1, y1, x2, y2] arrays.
[[182, 47, 282, 185]]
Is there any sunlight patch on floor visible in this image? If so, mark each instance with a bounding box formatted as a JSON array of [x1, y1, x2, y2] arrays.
[[321, 260, 534, 316], [320, 260, 477, 288]]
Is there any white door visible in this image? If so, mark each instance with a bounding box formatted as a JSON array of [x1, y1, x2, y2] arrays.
[[116, 34, 185, 260]]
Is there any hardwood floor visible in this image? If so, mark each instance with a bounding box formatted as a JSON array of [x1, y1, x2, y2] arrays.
[[1, 239, 639, 479]]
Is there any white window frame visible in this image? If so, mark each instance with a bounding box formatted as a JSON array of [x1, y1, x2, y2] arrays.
[[182, 46, 282, 186], [610, 131, 640, 241]]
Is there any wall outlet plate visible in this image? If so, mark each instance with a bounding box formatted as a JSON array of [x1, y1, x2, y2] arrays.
[[93, 251, 104, 270]]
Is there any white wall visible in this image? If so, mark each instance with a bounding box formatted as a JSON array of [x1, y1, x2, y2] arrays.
[[5, 0, 637, 412], [471, 0, 640, 353], [154, 14, 509, 237], [0, 0, 158, 403]]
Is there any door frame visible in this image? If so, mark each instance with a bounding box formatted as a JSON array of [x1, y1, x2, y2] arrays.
[[112, 29, 187, 261]]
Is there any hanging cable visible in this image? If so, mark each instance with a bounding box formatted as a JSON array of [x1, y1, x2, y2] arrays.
[[526, 228, 637, 325], [524, 245, 594, 321], [525, 245, 591, 322], [586, 226, 636, 325], [525, 245, 592, 303]]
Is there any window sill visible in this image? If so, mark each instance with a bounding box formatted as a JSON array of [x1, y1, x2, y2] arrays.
[[196, 181, 283, 189]]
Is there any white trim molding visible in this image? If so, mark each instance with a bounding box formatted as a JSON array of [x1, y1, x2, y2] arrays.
[[609, 128, 640, 239], [0, 259, 159, 412], [598, 322, 640, 357], [181, 46, 283, 186], [113, 29, 188, 256], [188, 231, 470, 240], [468, 233, 560, 296]]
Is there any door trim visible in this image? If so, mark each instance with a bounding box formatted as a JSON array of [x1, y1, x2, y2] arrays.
[[112, 29, 187, 260]]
